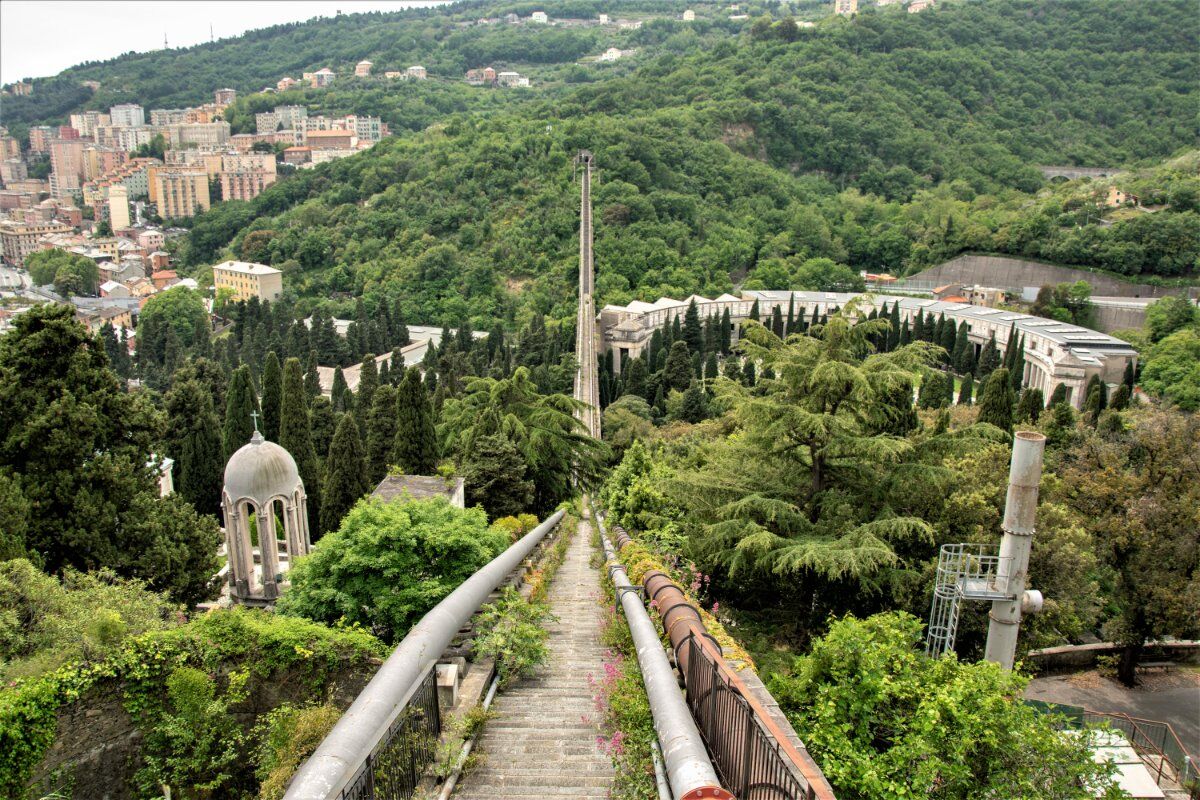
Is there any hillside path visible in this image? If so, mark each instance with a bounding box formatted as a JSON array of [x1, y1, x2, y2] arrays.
[[452, 518, 614, 800]]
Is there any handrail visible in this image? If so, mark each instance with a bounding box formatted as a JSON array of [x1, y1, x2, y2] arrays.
[[285, 509, 565, 800], [593, 503, 734, 800], [1084, 710, 1196, 793], [611, 522, 837, 800]]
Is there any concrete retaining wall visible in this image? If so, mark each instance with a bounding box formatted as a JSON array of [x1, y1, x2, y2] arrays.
[[1025, 641, 1200, 675], [910, 254, 1197, 299]]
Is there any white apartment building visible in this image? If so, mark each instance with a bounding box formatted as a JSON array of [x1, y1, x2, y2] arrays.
[[110, 104, 146, 128]]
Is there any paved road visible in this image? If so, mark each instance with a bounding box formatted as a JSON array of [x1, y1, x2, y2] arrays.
[[1025, 672, 1200, 755], [453, 519, 614, 799]]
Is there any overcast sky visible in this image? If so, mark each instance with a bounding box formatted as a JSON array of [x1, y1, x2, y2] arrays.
[[1, 1, 447, 84]]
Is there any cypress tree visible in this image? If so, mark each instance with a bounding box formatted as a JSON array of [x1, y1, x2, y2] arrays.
[[703, 314, 719, 354], [691, 351, 703, 379], [1015, 388, 1045, 423], [378, 355, 390, 385], [795, 306, 807, 333], [392, 367, 439, 474], [749, 299, 760, 321], [912, 309, 926, 341], [365, 384, 398, 484], [899, 320, 912, 346], [1048, 383, 1070, 408], [771, 305, 785, 338], [1110, 383, 1131, 411], [704, 353, 719, 383], [939, 314, 957, 360], [331, 367, 350, 413], [279, 357, 320, 533], [1082, 375, 1107, 423], [945, 368, 956, 407], [1122, 360, 1135, 388], [887, 303, 901, 351], [951, 322, 973, 373], [977, 333, 1000, 381], [1009, 336, 1026, 393], [309, 396, 336, 465], [648, 328, 664, 367], [722, 358, 741, 381], [223, 364, 259, 458], [977, 368, 1015, 432], [1045, 402, 1076, 447], [320, 415, 369, 534], [623, 357, 648, 399], [720, 307, 732, 354], [786, 294, 795, 334], [167, 380, 224, 518], [357, 354, 378, 429], [1002, 327, 1019, 372], [678, 383, 709, 423], [663, 341, 693, 392], [932, 313, 944, 345], [918, 371, 949, 409], [392, 298, 410, 347], [670, 315, 682, 345], [957, 372, 974, 405], [304, 350, 321, 399], [741, 359, 756, 387], [653, 385, 666, 416], [260, 352, 282, 442]]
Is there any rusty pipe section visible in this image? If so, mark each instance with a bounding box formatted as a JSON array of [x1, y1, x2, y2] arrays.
[[610, 522, 838, 800], [593, 506, 734, 800]]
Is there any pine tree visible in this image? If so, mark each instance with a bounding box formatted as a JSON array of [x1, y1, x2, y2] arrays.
[[223, 364, 259, 458], [461, 433, 534, 519], [663, 341, 693, 392], [749, 299, 760, 322], [320, 415, 368, 534], [356, 354, 379, 430], [977, 368, 1015, 432], [365, 384, 398, 484], [279, 357, 321, 533], [392, 367, 439, 474], [167, 380, 224, 518], [957, 373, 974, 405], [260, 351, 282, 442]]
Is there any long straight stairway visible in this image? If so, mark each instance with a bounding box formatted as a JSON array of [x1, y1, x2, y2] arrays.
[[452, 519, 614, 799]]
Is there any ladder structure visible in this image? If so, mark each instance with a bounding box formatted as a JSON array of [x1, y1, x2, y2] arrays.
[[573, 151, 601, 440], [926, 543, 1013, 657]]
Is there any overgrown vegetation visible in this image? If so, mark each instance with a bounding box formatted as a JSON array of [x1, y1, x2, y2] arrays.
[[0, 608, 382, 799]]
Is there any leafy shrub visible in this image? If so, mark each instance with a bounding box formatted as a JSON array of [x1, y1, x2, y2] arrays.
[[278, 497, 507, 643], [472, 587, 553, 687], [255, 703, 343, 800]]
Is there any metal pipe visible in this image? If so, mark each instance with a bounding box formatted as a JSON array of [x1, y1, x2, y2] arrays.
[[984, 431, 1046, 670], [651, 740, 674, 800], [436, 672, 501, 800], [594, 508, 733, 800], [285, 509, 565, 800]]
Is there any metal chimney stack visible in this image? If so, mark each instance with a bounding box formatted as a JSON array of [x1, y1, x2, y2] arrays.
[[984, 430, 1047, 670]]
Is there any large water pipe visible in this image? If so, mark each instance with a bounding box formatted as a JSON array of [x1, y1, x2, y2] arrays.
[[285, 509, 565, 800], [594, 507, 734, 800], [611, 522, 837, 800]]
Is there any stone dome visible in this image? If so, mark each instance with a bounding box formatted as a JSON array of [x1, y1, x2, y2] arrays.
[[223, 431, 303, 505]]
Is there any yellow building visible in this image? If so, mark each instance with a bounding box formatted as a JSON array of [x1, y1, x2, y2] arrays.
[[151, 167, 210, 219], [212, 260, 283, 302], [108, 184, 130, 230]]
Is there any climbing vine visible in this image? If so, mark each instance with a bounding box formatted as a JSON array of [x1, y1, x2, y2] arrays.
[[0, 608, 382, 798]]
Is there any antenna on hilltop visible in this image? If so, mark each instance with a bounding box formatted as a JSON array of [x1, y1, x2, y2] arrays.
[[163, 33, 168, 50], [210, 23, 214, 43]]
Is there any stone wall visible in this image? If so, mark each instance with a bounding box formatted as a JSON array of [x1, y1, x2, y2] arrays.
[[28, 657, 379, 800], [1026, 641, 1200, 675], [910, 254, 1196, 299]]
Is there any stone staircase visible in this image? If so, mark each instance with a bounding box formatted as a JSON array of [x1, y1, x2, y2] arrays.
[[452, 519, 614, 800]]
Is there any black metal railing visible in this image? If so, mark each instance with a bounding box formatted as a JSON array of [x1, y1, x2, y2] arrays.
[[682, 634, 815, 800], [337, 664, 442, 800]]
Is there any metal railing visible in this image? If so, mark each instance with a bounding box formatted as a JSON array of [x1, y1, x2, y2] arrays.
[[681, 633, 816, 800], [337, 665, 441, 800], [1083, 711, 1197, 797]]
